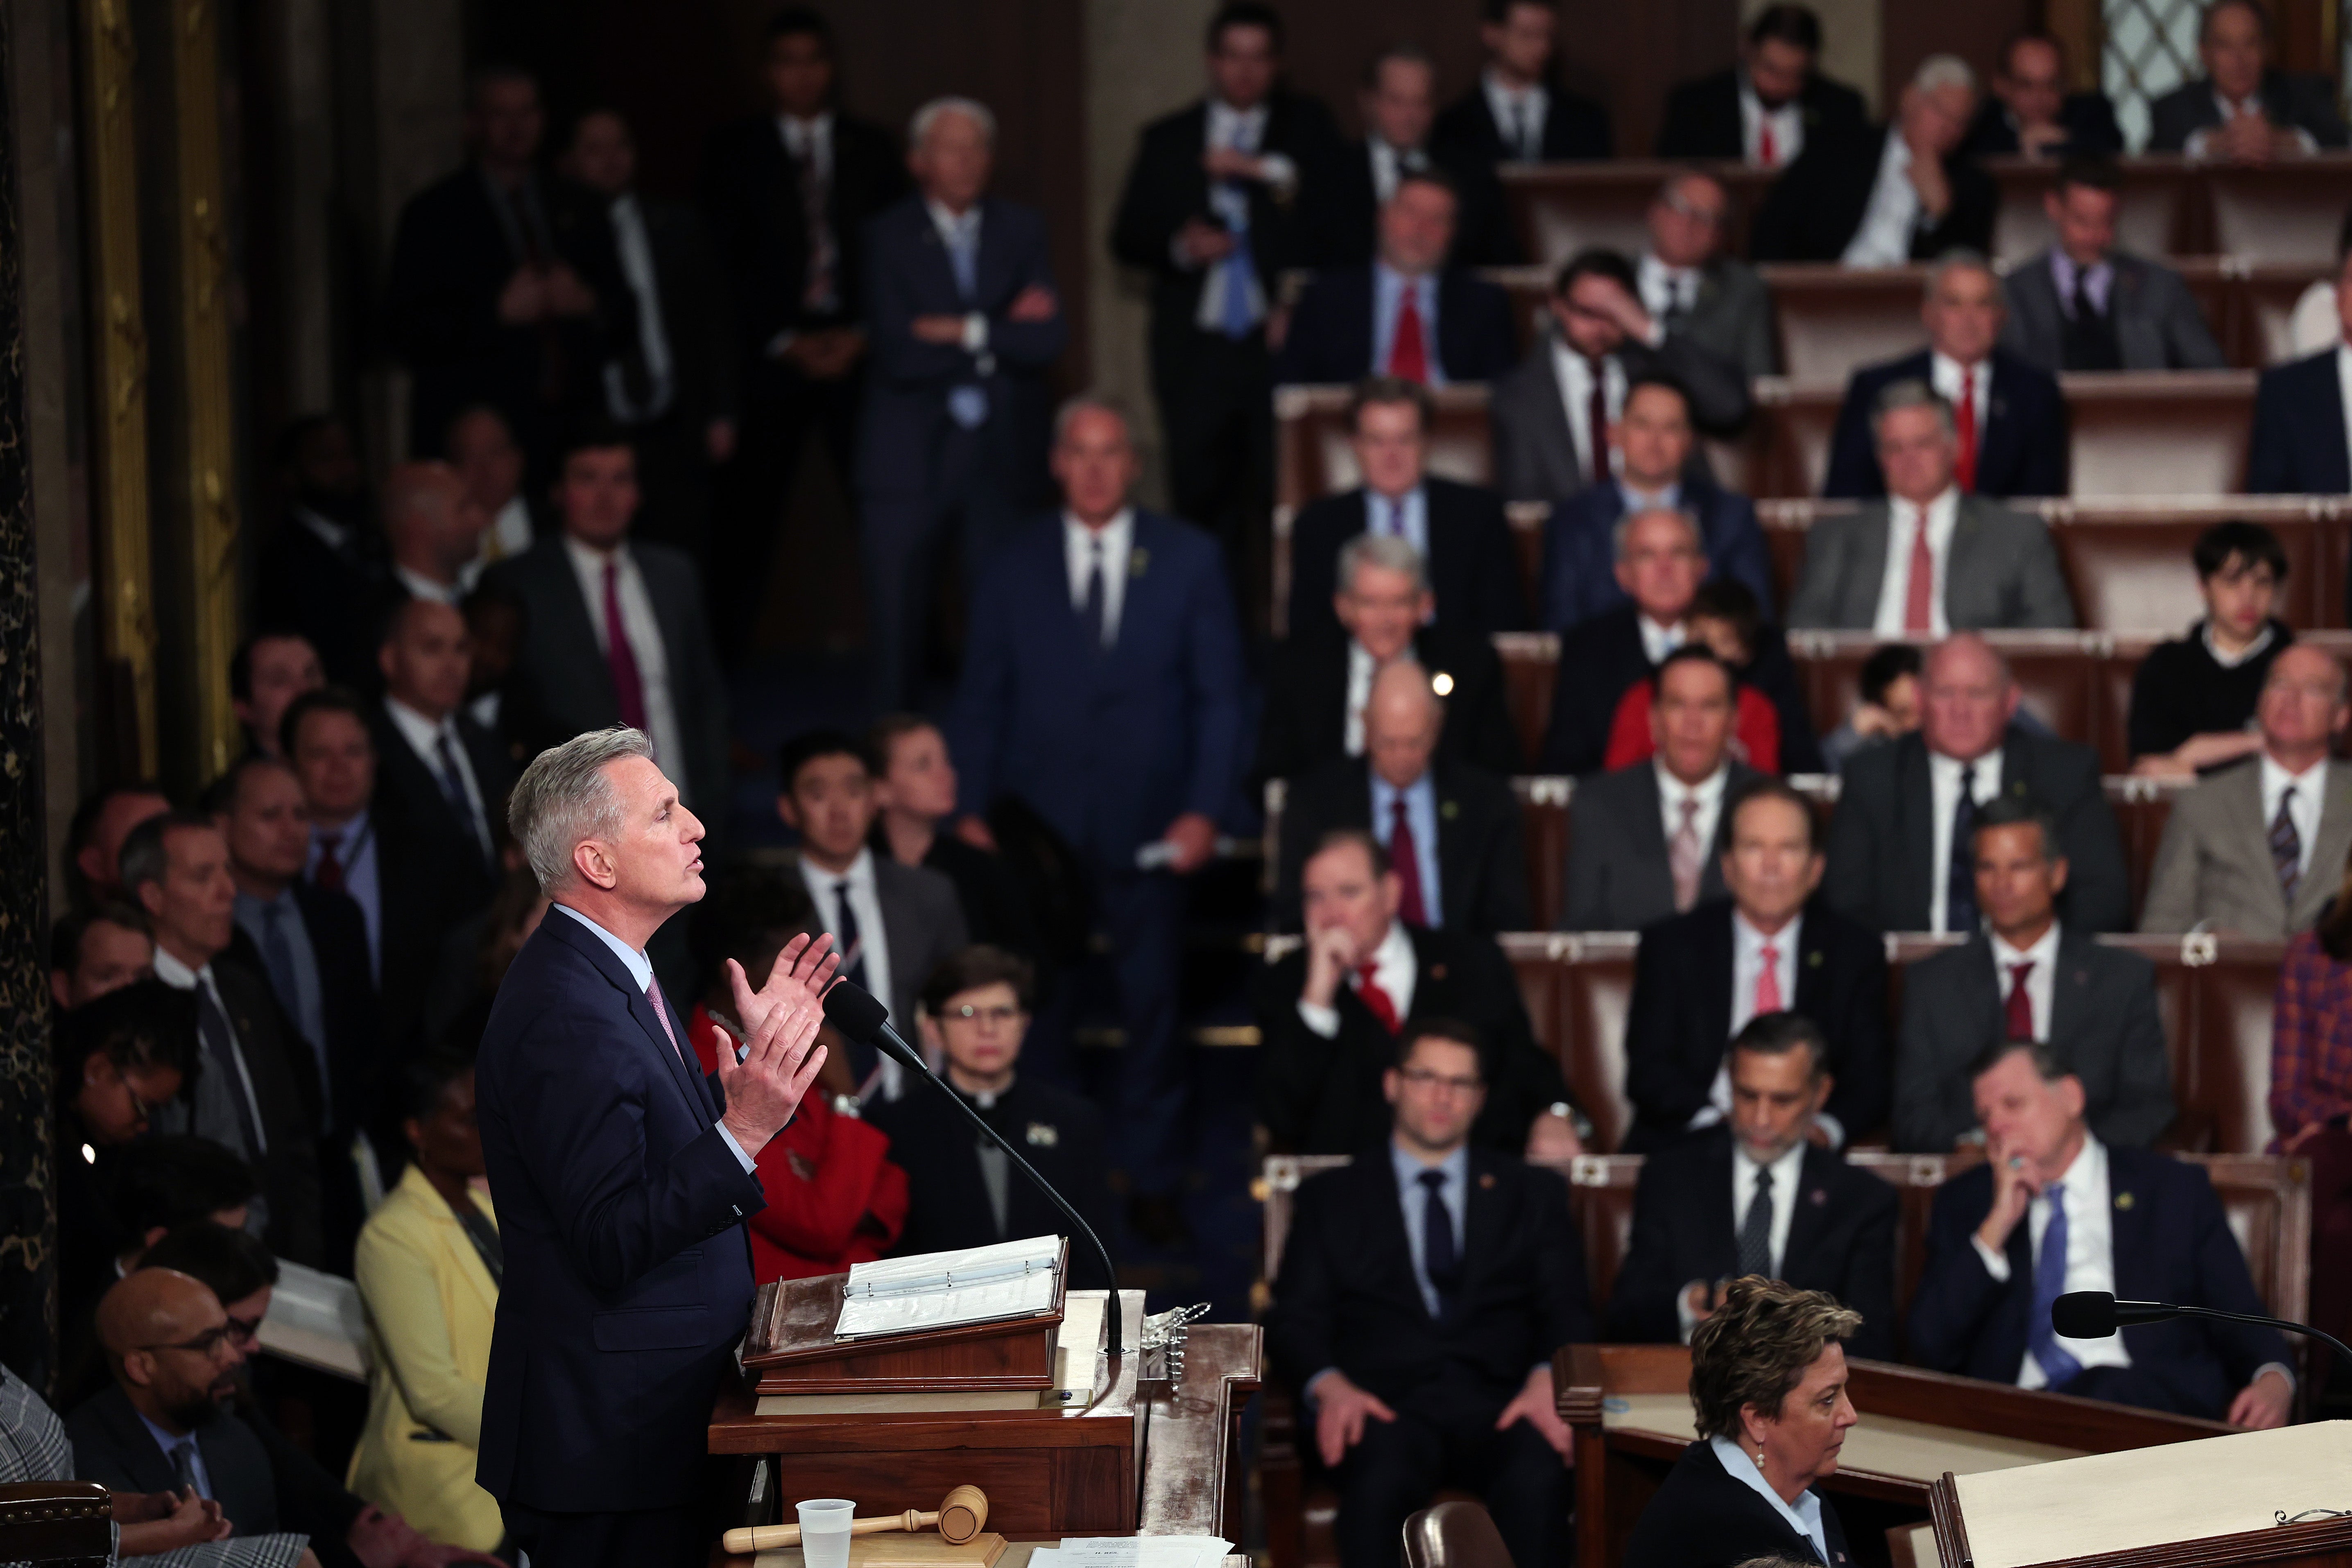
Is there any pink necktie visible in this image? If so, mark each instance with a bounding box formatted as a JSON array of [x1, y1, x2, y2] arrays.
[[1904, 504, 1936, 634], [603, 559, 650, 733], [1755, 943, 1783, 1014], [1669, 798, 1704, 913], [645, 975, 691, 1072]]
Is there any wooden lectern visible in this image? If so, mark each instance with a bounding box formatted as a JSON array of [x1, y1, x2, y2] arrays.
[[1928, 1421, 2352, 1568]]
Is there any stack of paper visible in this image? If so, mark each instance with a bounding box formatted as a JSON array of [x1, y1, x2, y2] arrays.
[[834, 1235, 1062, 1338], [258, 1259, 370, 1382], [1025, 1538, 1232, 1568]]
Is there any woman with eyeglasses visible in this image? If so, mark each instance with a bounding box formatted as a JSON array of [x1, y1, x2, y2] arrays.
[[866, 946, 1114, 1286]]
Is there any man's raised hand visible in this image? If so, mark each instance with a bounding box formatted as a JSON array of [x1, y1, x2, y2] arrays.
[[725, 932, 842, 1047], [716, 983, 829, 1154]]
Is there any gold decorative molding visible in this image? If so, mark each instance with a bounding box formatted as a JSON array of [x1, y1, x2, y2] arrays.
[[75, 0, 155, 777]]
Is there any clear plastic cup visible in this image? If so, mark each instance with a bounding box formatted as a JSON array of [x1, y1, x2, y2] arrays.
[[797, 1498, 856, 1568]]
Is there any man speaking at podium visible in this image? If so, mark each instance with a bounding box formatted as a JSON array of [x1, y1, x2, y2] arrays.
[[475, 727, 836, 1567]]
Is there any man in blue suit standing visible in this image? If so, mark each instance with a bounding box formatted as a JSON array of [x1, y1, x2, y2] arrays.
[[951, 396, 1247, 1245], [475, 727, 835, 1566], [859, 97, 1068, 710]]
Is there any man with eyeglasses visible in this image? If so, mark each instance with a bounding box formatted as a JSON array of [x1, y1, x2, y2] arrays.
[[1637, 171, 1776, 380], [1268, 1015, 1592, 1568], [865, 946, 1113, 1284]]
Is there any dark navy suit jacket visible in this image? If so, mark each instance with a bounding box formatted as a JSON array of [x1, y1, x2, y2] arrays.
[[1906, 1145, 2292, 1419], [1824, 348, 2067, 500], [474, 909, 767, 1512], [856, 195, 1068, 502], [1273, 265, 1518, 386], [2246, 348, 2350, 496], [950, 510, 1247, 864], [1540, 478, 1775, 631]]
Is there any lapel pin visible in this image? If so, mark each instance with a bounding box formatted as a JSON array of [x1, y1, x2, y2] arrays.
[[1478, 1172, 1496, 1189], [1440, 799, 1460, 820], [1807, 950, 1824, 968], [2114, 1190, 2134, 1211], [1128, 547, 1149, 579], [1430, 963, 1448, 980], [1810, 1187, 1827, 1206]]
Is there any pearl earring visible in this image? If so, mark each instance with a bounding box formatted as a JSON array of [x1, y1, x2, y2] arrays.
[[1754, 1440, 1766, 1468]]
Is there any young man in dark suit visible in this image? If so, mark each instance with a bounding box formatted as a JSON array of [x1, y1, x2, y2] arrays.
[[1432, 0, 1611, 169], [1621, 779, 1888, 1153], [1609, 1011, 1897, 1358], [858, 97, 1068, 712], [2147, 0, 2347, 157], [1960, 30, 2123, 159], [372, 598, 515, 920], [1268, 1017, 1591, 1568], [1259, 830, 1579, 1159], [866, 946, 1113, 1285], [1750, 55, 1994, 266], [1655, 4, 1865, 164], [483, 426, 730, 822], [1894, 799, 2171, 1154], [1908, 1038, 2293, 1424], [1304, 45, 1517, 269], [1111, 2, 1338, 560], [1274, 660, 1529, 934], [2247, 249, 2352, 495], [947, 398, 1243, 1242], [699, 7, 907, 658], [1255, 534, 1521, 788], [1274, 169, 1517, 387], [1285, 376, 1524, 643]]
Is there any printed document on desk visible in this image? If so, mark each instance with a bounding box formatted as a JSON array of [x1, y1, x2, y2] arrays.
[[833, 1235, 1064, 1337], [1026, 1537, 1233, 1568]]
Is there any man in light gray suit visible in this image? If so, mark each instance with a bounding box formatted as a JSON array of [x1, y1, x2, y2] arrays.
[[1894, 796, 2173, 1153], [1636, 170, 1776, 380], [1562, 647, 1761, 930], [1787, 380, 2074, 634], [1999, 158, 2225, 375], [2141, 644, 2352, 936]]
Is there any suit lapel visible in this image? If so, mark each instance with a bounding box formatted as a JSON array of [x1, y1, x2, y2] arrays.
[[2048, 928, 2096, 1041], [2225, 763, 2292, 925], [1699, 903, 1738, 1042], [1697, 1134, 1740, 1278], [1457, 1150, 1508, 1307], [1433, 763, 1473, 925], [2104, 1146, 2156, 1302], [1898, 740, 1937, 923], [539, 546, 617, 703], [1843, 507, 1892, 627], [1530, 328, 1585, 495], [2304, 763, 2352, 926], [547, 909, 711, 1122], [1781, 1145, 1838, 1285], [1947, 495, 1991, 627], [1622, 767, 1673, 912], [1375, 1162, 1440, 1326], [2318, 357, 2352, 492]]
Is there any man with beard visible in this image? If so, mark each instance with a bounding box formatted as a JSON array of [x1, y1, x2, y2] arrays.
[[257, 416, 385, 691]]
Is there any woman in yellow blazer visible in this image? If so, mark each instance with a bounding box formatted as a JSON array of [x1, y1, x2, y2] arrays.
[[349, 1055, 503, 1552]]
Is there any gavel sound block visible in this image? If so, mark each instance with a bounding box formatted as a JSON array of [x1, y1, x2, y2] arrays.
[[724, 1485, 988, 1557]]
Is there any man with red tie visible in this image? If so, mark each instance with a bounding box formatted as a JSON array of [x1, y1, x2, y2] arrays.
[[484, 423, 731, 820], [1822, 252, 2068, 500], [1273, 169, 1517, 387], [1256, 827, 1581, 1158]]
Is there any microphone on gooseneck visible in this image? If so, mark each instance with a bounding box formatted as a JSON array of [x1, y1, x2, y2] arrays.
[[818, 981, 1124, 1360], [2051, 1290, 2352, 1369]]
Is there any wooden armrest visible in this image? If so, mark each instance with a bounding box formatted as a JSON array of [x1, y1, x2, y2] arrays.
[[0, 1480, 113, 1565]]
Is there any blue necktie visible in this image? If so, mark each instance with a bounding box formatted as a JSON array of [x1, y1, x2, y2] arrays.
[[948, 222, 978, 300], [2029, 1186, 2084, 1387], [1212, 125, 1258, 338], [434, 731, 490, 864], [1418, 1169, 1461, 1316], [1947, 764, 1979, 934], [1079, 539, 1107, 653]]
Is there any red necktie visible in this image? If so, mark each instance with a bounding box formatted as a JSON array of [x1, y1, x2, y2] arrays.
[[1388, 285, 1430, 383], [1757, 119, 1779, 167], [1354, 961, 1402, 1035], [1904, 503, 1937, 634], [2004, 961, 2036, 1042], [313, 831, 344, 894], [1389, 796, 1428, 927], [1953, 366, 1979, 492], [1754, 943, 1783, 1014], [602, 558, 650, 732]]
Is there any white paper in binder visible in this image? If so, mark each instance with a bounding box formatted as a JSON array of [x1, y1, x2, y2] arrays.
[[832, 1235, 1062, 1338], [257, 1258, 371, 1382]]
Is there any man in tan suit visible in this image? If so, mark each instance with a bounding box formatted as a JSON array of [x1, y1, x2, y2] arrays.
[[2140, 644, 2352, 936]]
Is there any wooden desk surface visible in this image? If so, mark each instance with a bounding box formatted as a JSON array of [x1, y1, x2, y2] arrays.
[[1603, 1394, 2081, 1484]]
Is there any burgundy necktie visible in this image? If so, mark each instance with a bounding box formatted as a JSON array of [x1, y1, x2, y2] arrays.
[[602, 559, 650, 733], [313, 831, 344, 894], [1389, 796, 1429, 927], [1954, 366, 1980, 492], [2004, 961, 2036, 1042], [1388, 287, 1430, 383]]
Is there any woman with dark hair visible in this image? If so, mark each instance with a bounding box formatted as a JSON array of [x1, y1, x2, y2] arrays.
[[2268, 853, 2352, 1386], [1621, 1276, 1862, 1568]]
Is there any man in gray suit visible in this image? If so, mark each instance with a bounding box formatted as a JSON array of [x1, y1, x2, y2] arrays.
[[1562, 647, 1761, 930], [2141, 644, 2352, 937], [1999, 158, 2224, 374], [1637, 170, 1776, 380], [1895, 796, 2173, 1153], [1788, 380, 2075, 634], [775, 729, 969, 1101]]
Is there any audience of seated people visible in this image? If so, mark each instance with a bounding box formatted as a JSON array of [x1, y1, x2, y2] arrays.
[[2148, 0, 2347, 157], [2128, 520, 2295, 776], [2143, 644, 2352, 936], [1620, 778, 1890, 1152], [1961, 29, 2123, 159], [1820, 643, 1923, 776], [1634, 169, 1778, 380], [1826, 634, 2128, 935], [1608, 1011, 1897, 1357], [1656, 4, 1864, 166], [1286, 376, 1525, 643], [1895, 797, 2173, 1153], [1274, 659, 1530, 934], [1259, 829, 1580, 1158], [1606, 580, 1814, 774], [1267, 1017, 1590, 1568], [867, 946, 1114, 1286], [1492, 250, 1751, 502], [1309, 43, 1520, 268], [1822, 256, 2068, 502], [1537, 372, 1774, 629], [1259, 533, 1520, 786], [2001, 158, 2225, 373]]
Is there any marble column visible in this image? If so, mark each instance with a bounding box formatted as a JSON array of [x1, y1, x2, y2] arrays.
[[0, 0, 59, 1391]]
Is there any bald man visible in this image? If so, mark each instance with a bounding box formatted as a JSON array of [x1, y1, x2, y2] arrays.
[[383, 462, 492, 605], [1824, 634, 2127, 934], [1275, 659, 1529, 933]]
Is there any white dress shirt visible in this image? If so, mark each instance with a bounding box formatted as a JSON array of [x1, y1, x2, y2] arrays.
[[484, 495, 534, 562], [295, 505, 351, 553], [1195, 100, 1287, 331], [564, 534, 686, 776], [553, 903, 758, 1173], [1972, 1133, 2132, 1385], [1739, 80, 1806, 168], [1708, 1434, 1829, 1563], [1064, 508, 1136, 647], [1549, 337, 1625, 484], [1928, 746, 2005, 934], [393, 566, 460, 606], [798, 848, 895, 1063], [1636, 615, 1686, 666], [1869, 484, 1961, 637], [383, 696, 491, 858], [604, 192, 677, 423], [1367, 138, 1427, 206], [1637, 252, 1699, 322], [778, 111, 833, 183], [1672, 1136, 1809, 1340], [1655, 760, 1730, 862], [1297, 919, 1417, 1038], [1989, 920, 2061, 1041], [1482, 70, 1550, 161], [150, 945, 272, 1160], [1841, 129, 1922, 268], [1345, 640, 1378, 756], [2260, 753, 2327, 881], [1361, 485, 1429, 559]]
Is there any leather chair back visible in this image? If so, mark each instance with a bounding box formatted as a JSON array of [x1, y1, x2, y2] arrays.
[[1401, 1499, 1515, 1568]]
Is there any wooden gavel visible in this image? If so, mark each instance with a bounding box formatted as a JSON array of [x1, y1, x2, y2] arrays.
[[722, 1485, 988, 1556]]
